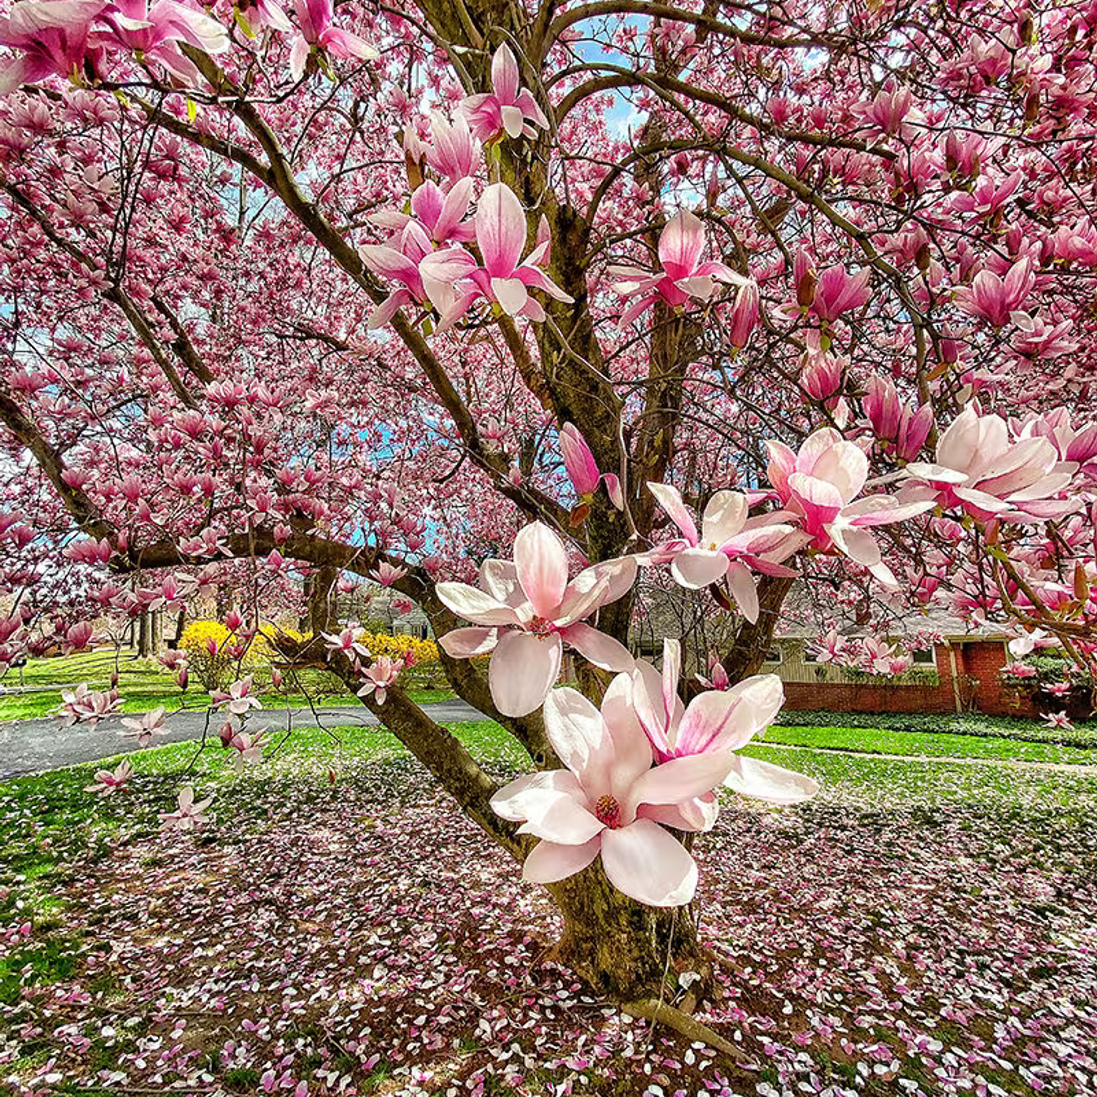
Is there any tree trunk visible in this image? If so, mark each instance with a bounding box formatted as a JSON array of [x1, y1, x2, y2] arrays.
[[169, 609, 186, 650], [547, 862, 710, 999], [137, 611, 151, 657], [720, 575, 794, 684], [308, 565, 338, 635]]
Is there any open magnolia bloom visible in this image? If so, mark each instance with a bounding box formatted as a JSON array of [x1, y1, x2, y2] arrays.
[[492, 677, 735, 907], [437, 523, 636, 717], [458, 42, 549, 141], [419, 183, 573, 329], [609, 210, 750, 327], [633, 639, 819, 806], [766, 427, 934, 587], [646, 482, 806, 622], [901, 406, 1078, 522]]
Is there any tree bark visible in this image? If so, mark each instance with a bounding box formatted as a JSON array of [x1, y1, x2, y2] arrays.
[[720, 575, 794, 684], [547, 862, 710, 999]]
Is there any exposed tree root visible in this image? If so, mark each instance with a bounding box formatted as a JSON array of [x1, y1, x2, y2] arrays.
[[622, 998, 753, 1068]]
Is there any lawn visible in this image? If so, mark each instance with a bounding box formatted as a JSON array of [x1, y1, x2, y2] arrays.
[[0, 650, 452, 721], [1, 719, 1095, 1096], [761, 724, 1097, 765]]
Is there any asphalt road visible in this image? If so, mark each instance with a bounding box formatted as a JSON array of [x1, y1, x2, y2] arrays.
[[0, 701, 486, 779]]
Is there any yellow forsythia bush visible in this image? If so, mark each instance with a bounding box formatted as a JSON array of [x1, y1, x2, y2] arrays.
[[181, 621, 448, 693], [359, 632, 445, 689], [180, 620, 268, 691]]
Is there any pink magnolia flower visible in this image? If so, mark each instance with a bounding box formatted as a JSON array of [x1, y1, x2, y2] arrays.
[[766, 428, 933, 587], [84, 759, 133, 796], [1017, 409, 1097, 470], [359, 219, 441, 329], [459, 43, 548, 141], [95, 0, 229, 85], [121, 705, 166, 747], [953, 257, 1034, 326], [437, 522, 636, 717], [1043, 711, 1074, 731], [1044, 680, 1073, 699], [370, 178, 476, 247], [227, 727, 268, 769], [810, 264, 872, 323], [59, 684, 121, 726], [212, 675, 262, 716], [235, 0, 291, 34], [727, 281, 760, 348], [321, 626, 371, 659], [1007, 628, 1050, 657], [420, 183, 573, 328], [800, 350, 843, 402], [609, 210, 749, 327], [370, 561, 408, 586], [695, 655, 730, 691], [809, 628, 847, 664], [159, 785, 212, 831], [491, 677, 734, 907], [0, 0, 106, 94], [633, 639, 817, 806], [850, 81, 926, 139], [951, 170, 1022, 218], [425, 113, 481, 184], [647, 482, 806, 621], [1001, 661, 1037, 678], [559, 423, 623, 511], [356, 655, 401, 704], [863, 375, 933, 461], [1010, 312, 1080, 360], [63, 621, 94, 653], [902, 406, 1077, 521], [288, 0, 377, 82]]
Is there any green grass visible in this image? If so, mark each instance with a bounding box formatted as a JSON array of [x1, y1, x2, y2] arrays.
[[741, 743, 1097, 817], [2, 716, 1095, 1089], [761, 723, 1097, 765], [0, 650, 454, 721]]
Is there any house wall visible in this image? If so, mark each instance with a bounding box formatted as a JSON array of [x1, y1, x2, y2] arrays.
[[779, 640, 1038, 718]]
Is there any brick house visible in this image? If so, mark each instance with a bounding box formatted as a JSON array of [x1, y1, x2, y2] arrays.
[[767, 632, 1037, 718], [628, 584, 1038, 718]]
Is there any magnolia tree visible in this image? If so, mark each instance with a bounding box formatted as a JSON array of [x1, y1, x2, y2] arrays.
[[2, 0, 1097, 1009]]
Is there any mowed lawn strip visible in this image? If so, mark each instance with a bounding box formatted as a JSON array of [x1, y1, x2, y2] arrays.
[[761, 723, 1097, 765]]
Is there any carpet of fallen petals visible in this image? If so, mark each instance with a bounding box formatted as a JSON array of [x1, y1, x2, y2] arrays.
[[1, 735, 1096, 1097]]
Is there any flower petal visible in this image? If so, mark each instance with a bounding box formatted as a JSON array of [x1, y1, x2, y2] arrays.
[[658, 210, 705, 282], [647, 481, 698, 543], [724, 755, 819, 804], [725, 560, 760, 623], [489, 630, 562, 717], [701, 490, 748, 546], [490, 769, 584, 821], [522, 837, 602, 883], [476, 182, 526, 278], [437, 626, 499, 658], [514, 522, 569, 617], [670, 548, 729, 589], [628, 749, 735, 812], [516, 792, 604, 844], [559, 622, 634, 672], [543, 685, 615, 790], [600, 819, 698, 907], [436, 581, 519, 625]]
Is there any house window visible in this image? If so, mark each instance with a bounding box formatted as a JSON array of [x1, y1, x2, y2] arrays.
[[912, 648, 935, 665], [763, 648, 781, 664], [803, 649, 819, 664]]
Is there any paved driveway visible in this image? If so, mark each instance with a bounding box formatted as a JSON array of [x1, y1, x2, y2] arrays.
[[0, 701, 486, 779]]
